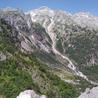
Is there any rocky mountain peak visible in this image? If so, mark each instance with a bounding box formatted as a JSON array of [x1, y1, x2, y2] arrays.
[[38, 6, 52, 11], [73, 12, 98, 29], [28, 7, 98, 31]]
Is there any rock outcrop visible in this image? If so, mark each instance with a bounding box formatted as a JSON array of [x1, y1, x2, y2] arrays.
[[17, 90, 46, 98], [78, 87, 98, 98]]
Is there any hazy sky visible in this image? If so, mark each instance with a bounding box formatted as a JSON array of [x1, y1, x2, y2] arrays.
[[0, 0, 98, 16]]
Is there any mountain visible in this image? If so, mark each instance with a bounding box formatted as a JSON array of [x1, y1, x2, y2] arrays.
[[28, 6, 98, 82], [73, 12, 98, 30], [0, 7, 98, 98]]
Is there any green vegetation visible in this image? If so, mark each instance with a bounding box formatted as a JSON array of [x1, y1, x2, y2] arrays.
[[56, 38, 64, 54], [66, 29, 98, 65], [80, 65, 98, 82]]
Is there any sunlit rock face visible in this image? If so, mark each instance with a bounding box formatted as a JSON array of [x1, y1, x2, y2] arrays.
[[78, 87, 98, 98], [17, 90, 46, 98]]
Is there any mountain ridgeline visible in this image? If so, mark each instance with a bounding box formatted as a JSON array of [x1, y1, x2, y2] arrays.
[[0, 7, 98, 98]]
